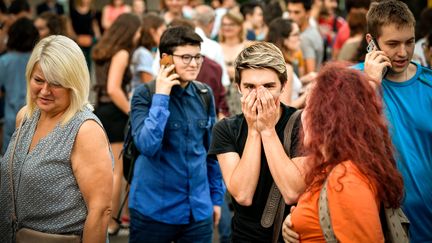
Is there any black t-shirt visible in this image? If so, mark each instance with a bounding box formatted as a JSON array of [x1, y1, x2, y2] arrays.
[[70, 7, 95, 36], [209, 104, 300, 242]]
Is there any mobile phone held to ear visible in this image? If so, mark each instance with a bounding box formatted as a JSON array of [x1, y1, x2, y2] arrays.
[[367, 38, 389, 78], [160, 55, 175, 75]]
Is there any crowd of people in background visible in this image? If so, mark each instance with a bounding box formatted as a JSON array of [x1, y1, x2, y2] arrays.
[[0, 0, 431, 242]]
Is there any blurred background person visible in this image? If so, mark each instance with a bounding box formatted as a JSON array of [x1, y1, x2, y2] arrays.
[[215, 9, 246, 118], [69, 0, 101, 71], [132, 0, 146, 16], [337, 8, 367, 62], [160, 0, 186, 24], [192, 4, 230, 87], [332, 0, 370, 59], [34, 12, 66, 39], [210, 0, 239, 40], [240, 1, 267, 41], [92, 13, 141, 236], [218, 11, 246, 116], [101, 0, 131, 31], [130, 13, 165, 89], [423, 30, 432, 68], [266, 17, 314, 109], [36, 0, 64, 15], [0, 35, 113, 243], [317, 0, 345, 61], [287, 0, 324, 73], [183, 0, 203, 19], [0, 17, 38, 154], [0, 0, 32, 54], [219, 11, 246, 82], [413, 8, 432, 67]]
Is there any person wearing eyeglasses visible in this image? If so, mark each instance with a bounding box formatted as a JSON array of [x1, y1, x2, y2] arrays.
[[128, 26, 224, 243]]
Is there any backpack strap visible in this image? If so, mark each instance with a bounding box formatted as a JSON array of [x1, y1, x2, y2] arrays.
[[143, 80, 156, 96], [192, 80, 212, 115], [261, 109, 302, 243], [318, 170, 410, 243], [318, 175, 338, 243]]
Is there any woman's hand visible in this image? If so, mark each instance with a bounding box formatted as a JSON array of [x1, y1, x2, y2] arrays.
[[155, 64, 180, 95], [282, 206, 300, 243]]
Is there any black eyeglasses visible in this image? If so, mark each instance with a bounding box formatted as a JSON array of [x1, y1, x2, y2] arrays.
[[172, 54, 204, 65]]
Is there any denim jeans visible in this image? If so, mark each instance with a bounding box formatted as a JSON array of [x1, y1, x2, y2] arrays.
[[129, 208, 213, 243], [218, 195, 232, 243]]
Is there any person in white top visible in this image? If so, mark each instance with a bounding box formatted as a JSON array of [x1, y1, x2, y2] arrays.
[[193, 5, 230, 87]]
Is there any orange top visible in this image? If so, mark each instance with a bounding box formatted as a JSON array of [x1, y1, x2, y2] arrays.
[[291, 161, 384, 242], [289, 50, 304, 75]]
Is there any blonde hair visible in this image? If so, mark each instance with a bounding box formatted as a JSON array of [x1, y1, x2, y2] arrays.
[[25, 35, 91, 125], [234, 41, 287, 86], [219, 11, 245, 43]]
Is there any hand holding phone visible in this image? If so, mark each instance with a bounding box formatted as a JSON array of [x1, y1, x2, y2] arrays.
[[156, 55, 180, 94], [366, 38, 390, 78], [160, 55, 176, 75]]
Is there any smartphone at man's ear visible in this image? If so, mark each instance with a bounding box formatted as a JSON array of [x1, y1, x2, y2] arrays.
[[367, 37, 389, 78]]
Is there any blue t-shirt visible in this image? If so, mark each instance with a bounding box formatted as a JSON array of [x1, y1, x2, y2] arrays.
[[129, 82, 224, 224], [130, 47, 155, 90], [354, 62, 432, 243]]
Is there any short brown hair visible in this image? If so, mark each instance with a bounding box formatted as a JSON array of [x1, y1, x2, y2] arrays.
[[366, 0, 415, 39]]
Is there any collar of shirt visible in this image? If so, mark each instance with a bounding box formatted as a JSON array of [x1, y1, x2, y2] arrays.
[[171, 82, 196, 98]]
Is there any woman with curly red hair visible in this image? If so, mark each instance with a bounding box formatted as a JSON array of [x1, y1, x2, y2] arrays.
[[284, 62, 404, 242]]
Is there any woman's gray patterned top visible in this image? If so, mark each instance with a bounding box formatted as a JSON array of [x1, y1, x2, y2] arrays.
[[0, 107, 104, 242]]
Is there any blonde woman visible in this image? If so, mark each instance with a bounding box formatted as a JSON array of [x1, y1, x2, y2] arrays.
[[219, 11, 247, 115], [0, 35, 113, 242]]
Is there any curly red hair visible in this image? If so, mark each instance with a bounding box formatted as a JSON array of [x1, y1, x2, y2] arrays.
[[302, 62, 404, 208]]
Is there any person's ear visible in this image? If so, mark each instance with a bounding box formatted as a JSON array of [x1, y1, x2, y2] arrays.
[[365, 33, 373, 44]]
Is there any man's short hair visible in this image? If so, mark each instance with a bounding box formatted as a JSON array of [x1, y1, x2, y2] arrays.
[[159, 26, 203, 58], [234, 42, 287, 86], [286, 0, 312, 11], [367, 0, 415, 39]]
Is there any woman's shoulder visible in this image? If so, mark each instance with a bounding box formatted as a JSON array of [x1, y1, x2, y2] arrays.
[[15, 106, 28, 127], [328, 161, 375, 192], [74, 115, 107, 147]]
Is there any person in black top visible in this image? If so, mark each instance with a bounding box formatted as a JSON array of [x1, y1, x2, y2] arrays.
[[69, 0, 100, 71], [36, 0, 64, 15], [208, 42, 306, 242]]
